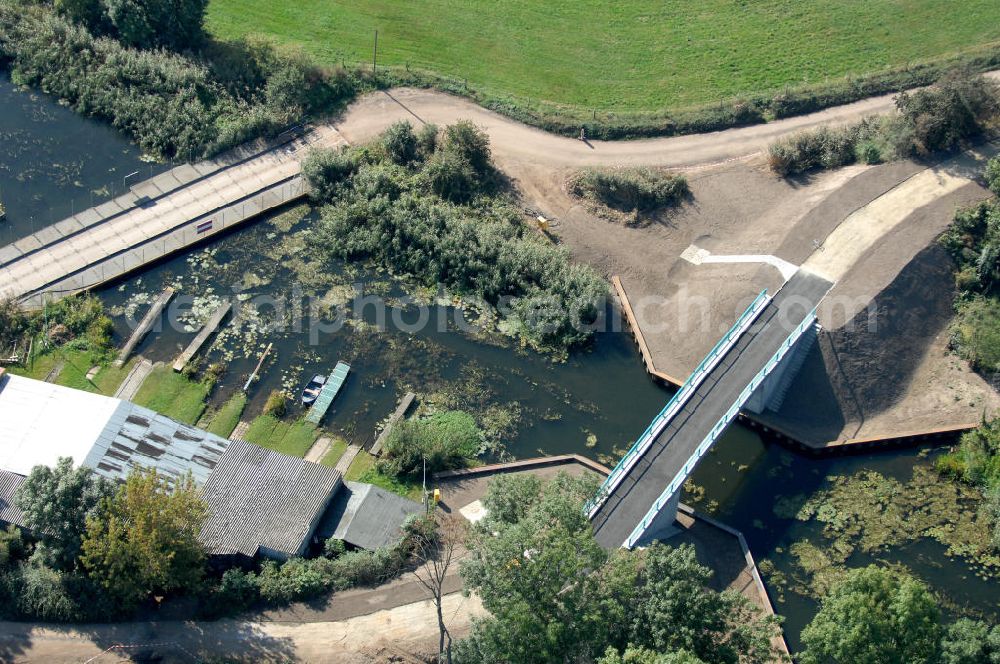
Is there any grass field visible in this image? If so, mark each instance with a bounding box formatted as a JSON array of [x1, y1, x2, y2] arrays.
[[244, 415, 319, 457], [207, 0, 1000, 112], [132, 366, 212, 424]]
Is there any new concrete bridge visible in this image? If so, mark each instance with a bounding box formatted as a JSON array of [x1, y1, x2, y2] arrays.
[[590, 269, 832, 549], [0, 125, 347, 309]]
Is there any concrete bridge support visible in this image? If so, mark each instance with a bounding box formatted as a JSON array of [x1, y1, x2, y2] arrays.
[[743, 322, 820, 415]]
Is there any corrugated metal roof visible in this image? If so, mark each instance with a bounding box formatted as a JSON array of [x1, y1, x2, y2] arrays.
[[0, 373, 229, 485], [0, 470, 26, 529], [199, 439, 343, 559], [316, 481, 423, 550], [83, 401, 230, 485]]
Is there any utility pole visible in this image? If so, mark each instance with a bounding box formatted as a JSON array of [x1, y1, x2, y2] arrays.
[[373, 30, 378, 75]]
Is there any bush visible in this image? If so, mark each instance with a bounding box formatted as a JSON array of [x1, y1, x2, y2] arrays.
[[302, 147, 359, 200], [768, 72, 999, 176], [379, 410, 482, 477], [422, 148, 478, 202], [256, 558, 327, 604], [0, 562, 118, 622], [323, 537, 347, 559], [987, 157, 1000, 196], [263, 389, 288, 417], [202, 568, 259, 617], [569, 168, 689, 217], [381, 120, 419, 165], [951, 296, 1000, 374], [0, 2, 356, 159], [442, 120, 492, 175], [895, 70, 1000, 155]]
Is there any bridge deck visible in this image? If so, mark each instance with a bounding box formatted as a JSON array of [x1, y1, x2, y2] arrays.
[[0, 125, 346, 306], [591, 270, 832, 549]]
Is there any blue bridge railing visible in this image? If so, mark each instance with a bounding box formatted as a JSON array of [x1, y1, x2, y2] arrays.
[[622, 308, 819, 548], [586, 289, 771, 519]]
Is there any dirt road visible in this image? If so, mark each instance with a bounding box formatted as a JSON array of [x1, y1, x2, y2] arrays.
[[335, 71, 1000, 170], [0, 592, 484, 663]]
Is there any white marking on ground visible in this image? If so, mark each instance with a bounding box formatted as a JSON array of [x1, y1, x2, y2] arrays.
[[681, 244, 798, 280]]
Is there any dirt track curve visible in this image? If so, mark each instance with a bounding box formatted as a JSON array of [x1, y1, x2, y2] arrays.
[[335, 71, 1000, 170]]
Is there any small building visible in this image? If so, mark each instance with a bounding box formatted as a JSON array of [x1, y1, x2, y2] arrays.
[[317, 481, 424, 550], [199, 439, 344, 560]]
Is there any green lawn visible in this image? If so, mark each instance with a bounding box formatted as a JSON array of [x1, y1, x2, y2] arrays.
[[207, 0, 1000, 112], [132, 366, 213, 424], [9, 347, 133, 396], [345, 451, 423, 500], [319, 437, 349, 467], [243, 415, 319, 457], [205, 393, 248, 438]]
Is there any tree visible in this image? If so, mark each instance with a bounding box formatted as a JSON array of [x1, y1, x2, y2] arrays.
[[457, 472, 783, 664], [799, 565, 942, 664], [102, 0, 208, 51], [458, 472, 609, 663], [987, 157, 1000, 197], [598, 647, 707, 664], [940, 618, 1000, 664], [80, 469, 208, 608], [624, 544, 782, 663], [413, 513, 466, 663], [15, 457, 113, 571]]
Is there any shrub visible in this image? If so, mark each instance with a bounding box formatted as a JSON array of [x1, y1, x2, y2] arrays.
[[381, 120, 419, 165], [569, 168, 689, 216], [0, 526, 24, 572], [768, 72, 1000, 176], [442, 120, 492, 175], [323, 537, 347, 559], [263, 389, 288, 417], [302, 147, 359, 200], [423, 148, 478, 202], [202, 568, 259, 617], [379, 410, 482, 477], [0, 3, 356, 159], [416, 123, 439, 159], [256, 558, 327, 604], [895, 70, 1000, 155], [311, 122, 609, 353], [987, 157, 1000, 196]]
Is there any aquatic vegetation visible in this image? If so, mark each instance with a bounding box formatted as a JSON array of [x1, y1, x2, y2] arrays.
[[306, 122, 609, 355], [773, 463, 1000, 603]]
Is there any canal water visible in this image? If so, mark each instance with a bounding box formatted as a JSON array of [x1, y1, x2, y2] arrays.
[[3, 70, 996, 649]]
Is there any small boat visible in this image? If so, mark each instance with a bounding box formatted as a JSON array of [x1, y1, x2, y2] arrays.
[[301, 374, 326, 406]]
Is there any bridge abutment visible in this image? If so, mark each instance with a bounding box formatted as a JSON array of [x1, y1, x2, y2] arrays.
[[744, 322, 820, 415]]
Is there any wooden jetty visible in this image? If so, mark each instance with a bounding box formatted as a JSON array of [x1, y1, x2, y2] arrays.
[[370, 391, 416, 456], [115, 288, 174, 367], [305, 361, 350, 425], [172, 301, 231, 372], [243, 342, 273, 392]]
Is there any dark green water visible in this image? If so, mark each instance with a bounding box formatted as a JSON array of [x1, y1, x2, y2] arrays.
[[0, 73, 168, 245], [3, 72, 996, 650]]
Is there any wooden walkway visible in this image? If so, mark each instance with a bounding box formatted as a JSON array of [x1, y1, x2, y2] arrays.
[[115, 286, 174, 368], [334, 444, 362, 475], [0, 125, 348, 308], [172, 301, 231, 371], [114, 357, 154, 401], [305, 362, 351, 425], [370, 392, 416, 456], [115, 288, 174, 367]]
